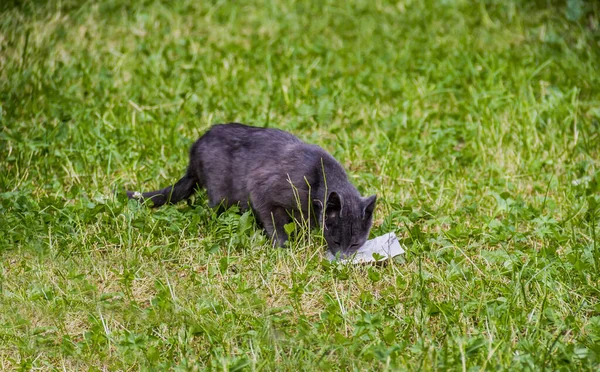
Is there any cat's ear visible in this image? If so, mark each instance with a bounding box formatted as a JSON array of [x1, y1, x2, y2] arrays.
[[362, 195, 377, 219], [326, 192, 343, 220]]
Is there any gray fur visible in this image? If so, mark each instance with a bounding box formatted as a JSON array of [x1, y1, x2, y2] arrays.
[[127, 123, 377, 256]]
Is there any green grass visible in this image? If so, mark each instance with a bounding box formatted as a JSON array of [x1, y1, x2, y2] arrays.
[[1, 0, 600, 369]]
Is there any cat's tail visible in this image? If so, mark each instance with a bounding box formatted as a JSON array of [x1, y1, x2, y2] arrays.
[[127, 173, 198, 208]]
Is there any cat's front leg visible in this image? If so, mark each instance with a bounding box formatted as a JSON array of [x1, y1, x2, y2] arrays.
[[256, 205, 290, 247]]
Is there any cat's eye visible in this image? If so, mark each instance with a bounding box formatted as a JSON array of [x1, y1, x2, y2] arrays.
[[333, 240, 341, 245]]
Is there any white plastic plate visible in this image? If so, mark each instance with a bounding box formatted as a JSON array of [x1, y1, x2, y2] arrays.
[[326, 232, 406, 264]]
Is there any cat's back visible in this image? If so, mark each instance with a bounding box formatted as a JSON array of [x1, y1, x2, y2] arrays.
[[193, 123, 306, 175], [203, 123, 301, 149]]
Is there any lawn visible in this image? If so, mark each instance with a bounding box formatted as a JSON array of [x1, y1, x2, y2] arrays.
[[1, 0, 600, 370]]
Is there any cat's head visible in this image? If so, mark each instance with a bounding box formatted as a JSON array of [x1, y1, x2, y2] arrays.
[[322, 191, 377, 257]]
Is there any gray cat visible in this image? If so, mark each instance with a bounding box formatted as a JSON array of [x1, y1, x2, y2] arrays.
[[127, 123, 377, 257]]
